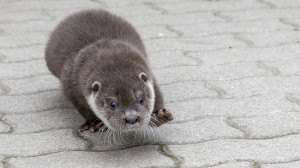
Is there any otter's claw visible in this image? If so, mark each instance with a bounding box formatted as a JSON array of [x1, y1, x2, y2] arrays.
[[151, 109, 173, 126], [79, 120, 107, 133]]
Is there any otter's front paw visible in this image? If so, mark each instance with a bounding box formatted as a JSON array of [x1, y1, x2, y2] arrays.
[[151, 109, 173, 126], [79, 120, 108, 133]]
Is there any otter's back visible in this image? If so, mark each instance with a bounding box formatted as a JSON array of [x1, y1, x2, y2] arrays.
[[45, 10, 145, 78]]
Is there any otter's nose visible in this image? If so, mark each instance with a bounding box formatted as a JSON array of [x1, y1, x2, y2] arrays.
[[125, 115, 139, 125]]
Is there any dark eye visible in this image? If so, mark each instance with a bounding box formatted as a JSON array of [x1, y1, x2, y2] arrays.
[[138, 97, 143, 104], [110, 101, 117, 110]]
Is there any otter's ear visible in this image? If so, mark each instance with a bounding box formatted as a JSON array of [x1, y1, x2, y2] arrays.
[[91, 81, 101, 93], [139, 72, 148, 82]]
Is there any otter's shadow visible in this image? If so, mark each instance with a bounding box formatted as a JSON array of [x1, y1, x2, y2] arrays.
[[80, 127, 163, 151]]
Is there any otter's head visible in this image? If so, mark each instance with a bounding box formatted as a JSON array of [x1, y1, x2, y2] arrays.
[[86, 72, 155, 132]]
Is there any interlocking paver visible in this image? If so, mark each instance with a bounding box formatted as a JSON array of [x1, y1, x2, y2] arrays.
[[0, 90, 72, 114], [9, 146, 174, 168], [0, 129, 87, 156], [261, 161, 300, 168], [169, 134, 300, 167], [228, 112, 300, 138], [211, 162, 252, 168], [4, 109, 82, 134]]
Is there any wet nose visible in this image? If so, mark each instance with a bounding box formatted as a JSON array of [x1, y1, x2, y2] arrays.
[[125, 115, 139, 125]]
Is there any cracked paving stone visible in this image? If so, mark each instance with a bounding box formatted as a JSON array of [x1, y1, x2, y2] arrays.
[[261, 160, 300, 168], [4, 109, 83, 134], [229, 112, 300, 138], [169, 134, 300, 167], [0, 129, 87, 156], [0, 90, 73, 114], [166, 94, 300, 122], [9, 146, 174, 168], [2, 75, 60, 95]]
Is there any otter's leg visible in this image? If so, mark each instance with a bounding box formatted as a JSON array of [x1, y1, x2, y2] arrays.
[[79, 119, 108, 132], [150, 81, 174, 126], [73, 103, 107, 132]]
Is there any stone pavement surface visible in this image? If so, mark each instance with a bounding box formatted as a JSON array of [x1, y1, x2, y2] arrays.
[[0, 0, 300, 167]]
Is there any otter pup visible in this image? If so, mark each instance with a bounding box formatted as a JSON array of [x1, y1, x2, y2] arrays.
[[45, 10, 173, 132]]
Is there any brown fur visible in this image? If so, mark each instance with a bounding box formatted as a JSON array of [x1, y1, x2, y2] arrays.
[[45, 9, 165, 131]]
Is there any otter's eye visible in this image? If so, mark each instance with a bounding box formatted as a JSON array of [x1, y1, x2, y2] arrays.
[[138, 97, 143, 104], [110, 101, 117, 110]]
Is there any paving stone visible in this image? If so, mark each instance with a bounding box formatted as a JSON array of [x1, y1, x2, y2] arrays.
[[0, 114, 10, 133], [4, 109, 82, 134], [260, 59, 300, 76], [172, 20, 292, 37], [137, 25, 178, 40], [166, 94, 300, 123], [0, 59, 49, 79], [0, 0, 97, 12], [157, 118, 243, 144], [0, 129, 86, 156], [145, 34, 245, 53], [2, 75, 60, 95], [229, 112, 300, 138], [124, 12, 224, 27], [154, 61, 271, 85], [159, 0, 265, 13], [0, 20, 56, 35], [0, 90, 73, 114], [261, 161, 300, 168], [241, 31, 300, 47], [149, 51, 197, 69], [210, 76, 300, 98], [264, 0, 300, 8], [196, 44, 300, 66], [160, 80, 217, 103], [0, 156, 3, 168], [222, 8, 300, 21], [0, 10, 52, 23], [9, 146, 174, 168], [0, 32, 47, 48], [211, 162, 252, 168], [0, 45, 45, 63], [169, 134, 300, 167]]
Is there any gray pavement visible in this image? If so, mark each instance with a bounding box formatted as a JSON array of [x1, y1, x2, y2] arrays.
[[0, 0, 300, 167]]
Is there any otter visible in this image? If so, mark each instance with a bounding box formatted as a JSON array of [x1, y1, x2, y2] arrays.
[[45, 9, 173, 132]]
